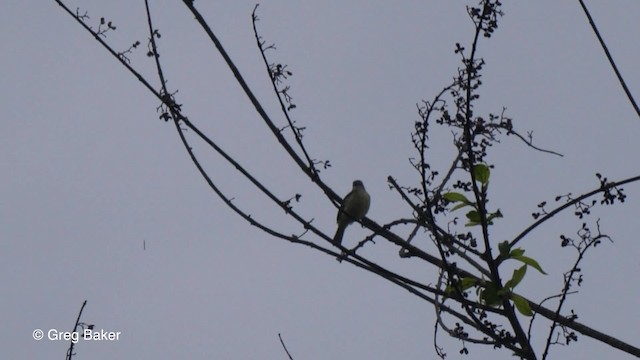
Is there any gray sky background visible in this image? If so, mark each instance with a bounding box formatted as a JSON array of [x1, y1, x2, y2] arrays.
[[2, 1, 640, 359]]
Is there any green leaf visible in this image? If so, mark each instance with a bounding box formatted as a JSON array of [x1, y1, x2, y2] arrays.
[[512, 255, 547, 275], [511, 293, 533, 316], [498, 241, 511, 257], [509, 248, 525, 257], [464, 210, 482, 226], [480, 282, 501, 307], [466, 210, 481, 222], [486, 214, 496, 223], [459, 277, 478, 291], [445, 192, 472, 212], [443, 192, 470, 203], [445, 277, 477, 296], [473, 164, 490, 185], [509, 265, 527, 289], [444, 285, 455, 295], [451, 202, 469, 212], [486, 209, 503, 223]]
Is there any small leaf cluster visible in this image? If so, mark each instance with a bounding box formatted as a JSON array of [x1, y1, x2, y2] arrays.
[[443, 164, 502, 226], [467, 0, 503, 38], [596, 173, 626, 205], [446, 240, 546, 317], [487, 242, 545, 316]]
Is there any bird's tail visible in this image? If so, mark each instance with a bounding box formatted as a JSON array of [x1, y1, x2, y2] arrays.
[[333, 224, 346, 245]]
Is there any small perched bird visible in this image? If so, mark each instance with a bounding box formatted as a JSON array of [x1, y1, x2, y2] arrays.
[[334, 180, 371, 245]]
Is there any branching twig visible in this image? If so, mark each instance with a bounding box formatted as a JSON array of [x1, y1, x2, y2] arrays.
[[53, 1, 640, 358], [252, 5, 319, 178], [541, 220, 611, 360], [510, 174, 640, 248]]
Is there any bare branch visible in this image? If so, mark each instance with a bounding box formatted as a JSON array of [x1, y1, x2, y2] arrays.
[[578, 0, 640, 119]]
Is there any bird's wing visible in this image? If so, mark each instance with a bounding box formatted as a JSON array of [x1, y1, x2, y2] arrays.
[[337, 190, 355, 222]]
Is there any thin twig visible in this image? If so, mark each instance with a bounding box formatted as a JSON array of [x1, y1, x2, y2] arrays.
[[278, 333, 294, 360], [578, 0, 640, 119], [181, 1, 339, 200], [252, 5, 318, 177], [53, 2, 640, 357], [541, 222, 610, 360], [510, 174, 640, 248], [66, 300, 87, 360]]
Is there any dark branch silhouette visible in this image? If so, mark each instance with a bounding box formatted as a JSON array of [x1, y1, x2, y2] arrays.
[[53, 1, 640, 358], [578, 0, 640, 119]]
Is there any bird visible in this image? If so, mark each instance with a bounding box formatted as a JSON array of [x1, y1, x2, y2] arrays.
[[333, 180, 371, 245]]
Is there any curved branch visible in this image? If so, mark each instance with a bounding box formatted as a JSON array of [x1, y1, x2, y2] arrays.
[[65, 300, 88, 360], [251, 5, 318, 177], [510, 174, 640, 248], [180, 1, 341, 203]]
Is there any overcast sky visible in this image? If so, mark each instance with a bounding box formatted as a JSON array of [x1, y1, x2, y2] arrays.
[[2, 1, 640, 359]]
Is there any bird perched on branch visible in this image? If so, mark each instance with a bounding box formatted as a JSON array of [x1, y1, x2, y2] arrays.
[[333, 180, 370, 245]]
